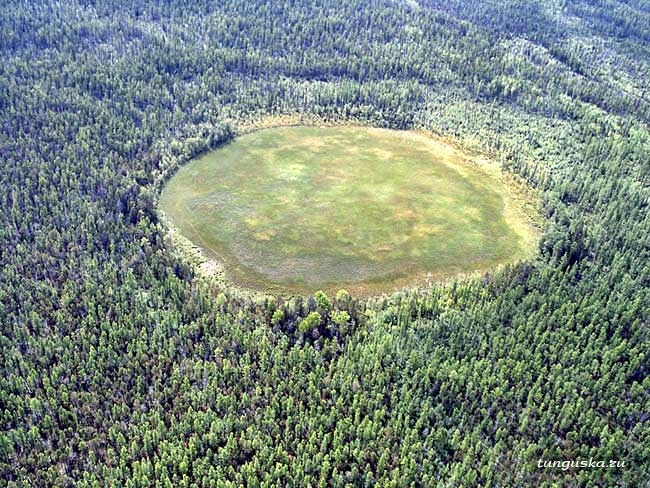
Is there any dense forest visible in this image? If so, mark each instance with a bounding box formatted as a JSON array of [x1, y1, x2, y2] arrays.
[[1, 0, 649, 486]]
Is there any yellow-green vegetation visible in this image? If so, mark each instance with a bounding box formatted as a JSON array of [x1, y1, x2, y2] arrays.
[[160, 126, 538, 294]]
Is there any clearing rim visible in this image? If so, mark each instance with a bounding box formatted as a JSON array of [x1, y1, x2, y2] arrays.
[[159, 125, 540, 295]]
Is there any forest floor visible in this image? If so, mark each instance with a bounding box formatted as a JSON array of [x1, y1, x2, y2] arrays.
[[159, 124, 541, 296]]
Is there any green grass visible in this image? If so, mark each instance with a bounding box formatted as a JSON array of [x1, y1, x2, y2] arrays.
[[160, 126, 538, 295]]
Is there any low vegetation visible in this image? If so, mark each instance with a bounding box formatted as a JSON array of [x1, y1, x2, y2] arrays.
[[160, 126, 538, 294]]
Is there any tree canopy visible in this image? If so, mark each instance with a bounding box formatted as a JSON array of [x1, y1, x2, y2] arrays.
[[1, 0, 649, 486]]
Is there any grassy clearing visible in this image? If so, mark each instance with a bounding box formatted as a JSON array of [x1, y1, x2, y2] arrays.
[[160, 126, 539, 295]]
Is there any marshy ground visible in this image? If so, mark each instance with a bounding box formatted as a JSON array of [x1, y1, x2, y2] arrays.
[[160, 126, 539, 295]]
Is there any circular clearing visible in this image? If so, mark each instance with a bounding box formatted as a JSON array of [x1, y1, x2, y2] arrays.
[[160, 126, 538, 295]]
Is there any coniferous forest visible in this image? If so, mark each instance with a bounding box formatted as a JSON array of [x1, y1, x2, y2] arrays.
[[1, 1, 649, 486]]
